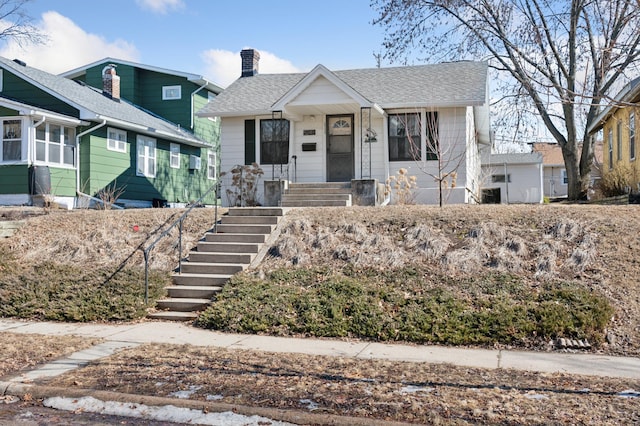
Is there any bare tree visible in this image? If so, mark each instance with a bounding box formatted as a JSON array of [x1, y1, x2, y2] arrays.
[[0, 0, 44, 46], [372, 0, 640, 200]]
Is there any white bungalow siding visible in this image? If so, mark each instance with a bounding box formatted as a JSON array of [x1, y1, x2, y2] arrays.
[[289, 76, 354, 106]]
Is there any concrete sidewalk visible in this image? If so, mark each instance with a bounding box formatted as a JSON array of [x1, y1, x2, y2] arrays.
[[1, 318, 639, 379]]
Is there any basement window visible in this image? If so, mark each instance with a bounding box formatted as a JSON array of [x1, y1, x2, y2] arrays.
[[491, 174, 511, 183], [162, 85, 181, 100]]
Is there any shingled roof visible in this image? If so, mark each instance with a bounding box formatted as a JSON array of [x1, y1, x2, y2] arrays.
[[198, 61, 488, 117], [0, 57, 208, 147]]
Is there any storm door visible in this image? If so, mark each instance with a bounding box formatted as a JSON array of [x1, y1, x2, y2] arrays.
[[326, 115, 354, 182]]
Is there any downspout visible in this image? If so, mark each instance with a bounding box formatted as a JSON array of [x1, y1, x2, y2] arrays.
[[75, 119, 107, 194], [190, 83, 208, 129], [31, 116, 46, 165]]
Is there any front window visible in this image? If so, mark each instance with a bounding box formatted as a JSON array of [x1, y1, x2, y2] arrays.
[[170, 143, 180, 169], [162, 85, 181, 100], [617, 120, 622, 161], [35, 122, 75, 166], [630, 111, 636, 161], [136, 136, 156, 177], [107, 128, 127, 152], [389, 113, 420, 161], [208, 150, 216, 180], [2, 119, 21, 161], [260, 119, 289, 164], [608, 128, 613, 169]]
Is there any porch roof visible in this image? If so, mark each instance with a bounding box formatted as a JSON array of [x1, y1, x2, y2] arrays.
[[0, 57, 209, 147], [198, 61, 489, 118]]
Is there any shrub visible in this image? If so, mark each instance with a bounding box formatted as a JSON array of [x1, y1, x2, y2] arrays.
[[600, 163, 634, 197]]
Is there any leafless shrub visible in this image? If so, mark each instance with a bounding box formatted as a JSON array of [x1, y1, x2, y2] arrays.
[[404, 225, 450, 259], [535, 241, 559, 277], [96, 182, 126, 210], [548, 219, 582, 242]]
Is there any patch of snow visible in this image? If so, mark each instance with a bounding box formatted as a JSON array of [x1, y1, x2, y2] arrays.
[[43, 396, 295, 426], [169, 385, 202, 399], [618, 389, 640, 398], [206, 394, 224, 401], [399, 385, 435, 394], [299, 399, 319, 411]]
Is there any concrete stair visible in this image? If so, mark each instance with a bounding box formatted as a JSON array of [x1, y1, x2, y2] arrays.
[[148, 207, 283, 321], [280, 182, 352, 207]]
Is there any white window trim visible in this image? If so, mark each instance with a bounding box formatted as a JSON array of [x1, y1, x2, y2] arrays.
[[162, 85, 182, 100], [207, 150, 216, 180], [107, 127, 127, 153], [136, 136, 156, 178], [170, 143, 180, 169], [34, 121, 75, 168]]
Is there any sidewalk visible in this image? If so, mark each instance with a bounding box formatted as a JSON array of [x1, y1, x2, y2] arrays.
[[1, 317, 639, 379]]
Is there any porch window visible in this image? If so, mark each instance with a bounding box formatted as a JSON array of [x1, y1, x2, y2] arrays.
[[170, 143, 180, 168], [35, 122, 75, 166], [136, 136, 156, 177], [260, 119, 289, 164], [2, 119, 21, 161], [107, 128, 127, 153]]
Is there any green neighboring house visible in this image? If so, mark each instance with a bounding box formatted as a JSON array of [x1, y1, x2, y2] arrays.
[[0, 56, 222, 209]]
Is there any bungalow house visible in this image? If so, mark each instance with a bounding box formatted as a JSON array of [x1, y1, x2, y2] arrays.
[[588, 77, 640, 193], [197, 49, 491, 206], [0, 57, 221, 209], [480, 152, 543, 204]]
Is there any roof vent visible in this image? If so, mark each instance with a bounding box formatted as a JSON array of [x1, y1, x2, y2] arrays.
[[13, 59, 26, 66]]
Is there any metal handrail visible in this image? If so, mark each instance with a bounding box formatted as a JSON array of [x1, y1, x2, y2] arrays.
[[142, 183, 219, 304]]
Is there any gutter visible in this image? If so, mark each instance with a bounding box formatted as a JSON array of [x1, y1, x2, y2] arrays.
[[75, 120, 107, 195]]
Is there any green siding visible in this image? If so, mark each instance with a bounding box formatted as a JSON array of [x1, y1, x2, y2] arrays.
[[1, 68, 78, 117], [0, 165, 28, 194], [49, 167, 76, 196], [0, 165, 74, 197], [80, 127, 216, 205]]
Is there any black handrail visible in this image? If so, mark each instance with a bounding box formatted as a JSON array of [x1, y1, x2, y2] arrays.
[[142, 183, 219, 304]]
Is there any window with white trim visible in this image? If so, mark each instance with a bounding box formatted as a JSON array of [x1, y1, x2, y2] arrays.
[[162, 85, 181, 100], [2, 119, 21, 162], [170, 143, 180, 168], [207, 150, 216, 180], [107, 128, 127, 152], [136, 136, 156, 177], [35, 122, 75, 166]]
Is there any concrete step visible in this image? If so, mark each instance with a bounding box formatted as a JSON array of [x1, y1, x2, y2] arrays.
[[147, 311, 199, 321], [220, 215, 279, 225], [188, 252, 253, 264], [166, 285, 222, 299], [205, 233, 266, 243], [215, 224, 274, 234], [286, 188, 352, 195], [197, 241, 260, 253], [282, 194, 351, 201], [281, 200, 350, 207], [155, 297, 211, 312], [228, 207, 284, 216], [171, 273, 232, 286], [180, 262, 245, 275], [288, 183, 351, 190]]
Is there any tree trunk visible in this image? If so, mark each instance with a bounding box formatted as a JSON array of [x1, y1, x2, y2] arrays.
[[561, 140, 581, 200]]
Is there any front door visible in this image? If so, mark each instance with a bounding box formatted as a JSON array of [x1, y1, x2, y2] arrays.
[[326, 115, 354, 182]]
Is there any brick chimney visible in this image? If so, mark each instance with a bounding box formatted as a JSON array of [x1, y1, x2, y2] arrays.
[[240, 49, 260, 77], [102, 64, 120, 100]]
